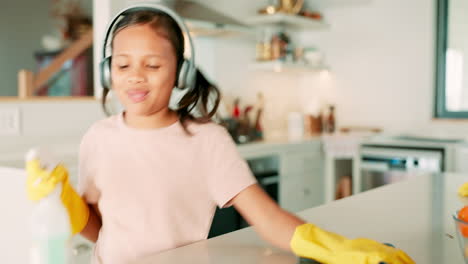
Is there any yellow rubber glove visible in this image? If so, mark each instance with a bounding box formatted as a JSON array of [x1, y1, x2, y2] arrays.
[[26, 149, 89, 235], [459, 182, 468, 197], [291, 223, 415, 264]]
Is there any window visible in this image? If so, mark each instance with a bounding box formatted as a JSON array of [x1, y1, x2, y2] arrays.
[[435, 0, 468, 118]]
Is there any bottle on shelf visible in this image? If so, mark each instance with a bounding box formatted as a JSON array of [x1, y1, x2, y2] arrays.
[[326, 105, 336, 133]]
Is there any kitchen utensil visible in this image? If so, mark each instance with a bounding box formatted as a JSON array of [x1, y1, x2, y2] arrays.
[[307, 114, 322, 134], [278, 0, 304, 14], [340, 126, 382, 134], [258, 5, 278, 15], [294, 47, 305, 62], [254, 93, 264, 132], [243, 105, 253, 128], [300, 10, 323, 20], [304, 47, 324, 67], [244, 106, 253, 116], [220, 118, 240, 143], [232, 98, 240, 119], [325, 105, 336, 133], [288, 112, 304, 140]]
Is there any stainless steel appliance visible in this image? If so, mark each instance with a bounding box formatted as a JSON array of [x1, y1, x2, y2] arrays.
[[360, 146, 442, 191]]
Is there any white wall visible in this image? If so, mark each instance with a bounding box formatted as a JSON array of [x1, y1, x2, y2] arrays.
[[0, 100, 104, 168], [300, 0, 468, 137], [297, 0, 435, 133], [211, 0, 468, 138]]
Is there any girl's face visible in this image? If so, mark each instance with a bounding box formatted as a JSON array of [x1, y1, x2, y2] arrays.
[[111, 23, 178, 117]]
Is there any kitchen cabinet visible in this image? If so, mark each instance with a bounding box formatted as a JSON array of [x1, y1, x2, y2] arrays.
[[279, 141, 324, 212], [210, 139, 324, 237], [324, 154, 360, 202], [208, 139, 325, 237]]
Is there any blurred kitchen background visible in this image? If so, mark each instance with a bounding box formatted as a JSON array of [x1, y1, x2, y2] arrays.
[[2, 0, 468, 262], [3, 0, 465, 140]]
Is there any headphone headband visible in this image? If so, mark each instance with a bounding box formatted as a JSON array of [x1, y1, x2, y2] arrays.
[[100, 2, 197, 92], [102, 3, 195, 64]]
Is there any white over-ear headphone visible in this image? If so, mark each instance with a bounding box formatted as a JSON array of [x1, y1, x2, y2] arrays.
[[99, 2, 197, 91]]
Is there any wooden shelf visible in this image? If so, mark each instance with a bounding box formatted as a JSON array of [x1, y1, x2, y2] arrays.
[[185, 19, 255, 37], [249, 60, 328, 73], [247, 13, 329, 30]]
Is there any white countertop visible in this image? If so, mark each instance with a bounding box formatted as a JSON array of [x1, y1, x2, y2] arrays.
[[362, 134, 464, 149], [236, 134, 322, 157], [134, 172, 467, 264]]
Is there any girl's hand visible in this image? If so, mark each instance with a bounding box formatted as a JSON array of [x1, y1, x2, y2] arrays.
[[291, 223, 415, 264], [26, 149, 67, 201], [25, 148, 89, 235]]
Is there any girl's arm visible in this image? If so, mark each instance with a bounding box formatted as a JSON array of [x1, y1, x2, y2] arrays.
[[232, 184, 416, 264], [232, 184, 305, 251], [80, 203, 102, 243]]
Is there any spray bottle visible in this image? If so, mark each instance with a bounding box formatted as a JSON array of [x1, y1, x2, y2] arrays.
[[27, 149, 72, 264]]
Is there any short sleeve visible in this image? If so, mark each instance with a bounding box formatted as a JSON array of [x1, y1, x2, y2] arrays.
[[206, 126, 257, 208], [77, 128, 101, 204]]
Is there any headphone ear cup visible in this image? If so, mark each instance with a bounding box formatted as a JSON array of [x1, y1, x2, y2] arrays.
[[100, 57, 112, 90], [177, 59, 189, 89], [186, 63, 197, 90]]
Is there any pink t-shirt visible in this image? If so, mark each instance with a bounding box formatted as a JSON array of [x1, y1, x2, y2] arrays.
[[77, 113, 257, 264]]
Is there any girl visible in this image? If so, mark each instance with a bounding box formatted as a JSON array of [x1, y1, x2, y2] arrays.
[[26, 5, 414, 264]]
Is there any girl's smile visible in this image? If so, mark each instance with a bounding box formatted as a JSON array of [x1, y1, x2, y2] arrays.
[[126, 89, 150, 103]]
